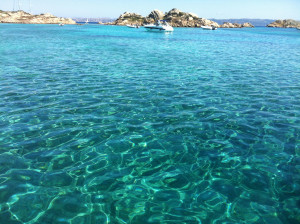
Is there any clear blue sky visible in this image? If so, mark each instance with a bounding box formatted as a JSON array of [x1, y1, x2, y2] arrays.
[[1, 0, 300, 19]]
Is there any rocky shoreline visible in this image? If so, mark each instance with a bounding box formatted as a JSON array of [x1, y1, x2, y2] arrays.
[[0, 10, 76, 24], [267, 19, 300, 28], [107, 9, 255, 28], [2, 9, 299, 29]]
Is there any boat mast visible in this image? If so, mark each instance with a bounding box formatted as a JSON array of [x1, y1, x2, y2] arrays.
[[29, 0, 32, 13], [18, 0, 21, 10]]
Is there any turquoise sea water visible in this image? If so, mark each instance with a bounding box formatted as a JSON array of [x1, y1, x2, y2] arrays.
[[0, 24, 300, 224]]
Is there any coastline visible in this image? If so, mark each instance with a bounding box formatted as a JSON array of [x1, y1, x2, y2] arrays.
[[2, 9, 299, 28], [0, 10, 76, 24]]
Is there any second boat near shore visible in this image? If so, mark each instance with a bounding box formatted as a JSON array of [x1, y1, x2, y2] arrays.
[[201, 25, 217, 30]]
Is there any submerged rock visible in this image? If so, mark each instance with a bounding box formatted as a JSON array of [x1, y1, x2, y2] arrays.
[[10, 193, 51, 223], [0, 10, 76, 24], [0, 153, 28, 173]]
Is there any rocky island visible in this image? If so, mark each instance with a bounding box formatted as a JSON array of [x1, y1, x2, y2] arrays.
[[267, 19, 300, 28], [220, 22, 254, 28], [109, 9, 254, 28], [0, 10, 76, 24]]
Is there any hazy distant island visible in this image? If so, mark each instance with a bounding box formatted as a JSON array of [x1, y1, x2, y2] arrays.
[[108, 8, 255, 28], [0, 10, 76, 24], [211, 19, 275, 27], [73, 17, 115, 23]]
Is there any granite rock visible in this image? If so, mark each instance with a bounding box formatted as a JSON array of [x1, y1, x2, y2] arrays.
[[220, 22, 254, 28], [112, 11, 144, 26], [147, 9, 165, 21], [242, 22, 255, 28], [267, 19, 300, 28], [111, 8, 219, 28], [220, 22, 236, 28]]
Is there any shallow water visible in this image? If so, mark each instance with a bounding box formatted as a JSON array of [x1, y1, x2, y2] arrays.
[[0, 24, 300, 224]]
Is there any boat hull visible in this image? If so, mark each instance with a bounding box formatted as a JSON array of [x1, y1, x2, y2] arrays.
[[127, 25, 140, 28], [144, 26, 174, 32], [201, 26, 217, 30]]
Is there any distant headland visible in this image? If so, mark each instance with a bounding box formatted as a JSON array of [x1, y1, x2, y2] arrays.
[[0, 10, 76, 24]]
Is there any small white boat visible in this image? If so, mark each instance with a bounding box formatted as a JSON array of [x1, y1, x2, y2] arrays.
[[201, 25, 217, 30], [144, 20, 174, 32], [59, 23, 64, 26], [85, 18, 89, 25], [127, 24, 140, 29], [297, 27, 300, 30]]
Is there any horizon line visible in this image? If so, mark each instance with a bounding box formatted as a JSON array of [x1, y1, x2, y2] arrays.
[[2, 9, 299, 21]]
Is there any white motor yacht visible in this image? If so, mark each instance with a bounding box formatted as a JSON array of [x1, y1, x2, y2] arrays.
[[201, 25, 217, 30], [144, 20, 174, 32]]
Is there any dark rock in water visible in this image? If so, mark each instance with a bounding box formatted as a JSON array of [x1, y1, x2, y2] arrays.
[[154, 190, 180, 201], [106, 138, 132, 153], [10, 193, 51, 223], [0, 153, 28, 173], [280, 197, 300, 223], [231, 198, 261, 222], [37, 192, 89, 223], [163, 173, 189, 189], [267, 19, 300, 28], [52, 155, 73, 170], [197, 190, 218, 202], [0, 180, 31, 203], [6, 169, 42, 186], [85, 175, 125, 192], [40, 171, 73, 187], [241, 169, 270, 191], [24, 149, 65, 162], [241, 190, 278, 207], [196, 190, 227, 213], [211, 180, 242, 201], [0, 208, 23, 224], [71, 211, 107, 224]]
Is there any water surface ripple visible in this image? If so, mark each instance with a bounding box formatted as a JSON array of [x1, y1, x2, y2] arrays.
[[0, 24, 300, 224]]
